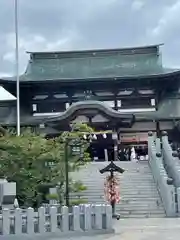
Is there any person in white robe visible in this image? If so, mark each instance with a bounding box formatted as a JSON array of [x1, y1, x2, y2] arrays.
[[130, 147, 136, 162]]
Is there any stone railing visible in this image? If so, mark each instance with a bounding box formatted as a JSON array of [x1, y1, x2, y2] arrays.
[[161, 131, 180, 187], [148, 132, 176, 217], [161, 132, 180, 216], [0, 204, 113, 238]]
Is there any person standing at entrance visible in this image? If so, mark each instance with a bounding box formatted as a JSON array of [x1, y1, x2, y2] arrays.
[[118, 148, 128, 161], [130, 147, 136, 162]]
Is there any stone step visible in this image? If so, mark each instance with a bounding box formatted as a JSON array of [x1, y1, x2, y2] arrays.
[[73, 190, 160, 195], [79, 167, 151, 170], [71, 161, 165, 218], [119, 200, 163, 205], [79, 169, 152, 173], [117, 209, 165, 213], [76, 170, 153, 174], [70, 194, 160, 199], [120, 196, 164, 201], [86, 186, 157, 189], [118, 205, 164, 209], [83, 176, 155, 179], [82, 202, 164, 209], [78, 165, 151, 168], [82, 204, 164, 211], [75, 180, 154, 183], [71, 192, 161, 197], [80, 186, 156, 189], [77, 192, 160, 196], [72, 199, 164, 205], [84, 162, 149, 166], [85, 179, 156, 182], [79, 184, 157, 187], [120, 214, 166, 218], [75, 173, 153, 177], [81, 186, 157, 190], [70, 197, 163, 203], [70, 195, 160, 200], [73, 173, 153, 176], [79, 179, 155, 182], [115, 209, 165, 214], [78, 174, 153, 177]]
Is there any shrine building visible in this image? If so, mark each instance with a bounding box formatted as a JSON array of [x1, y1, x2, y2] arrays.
[[0, 44, 180, 160]]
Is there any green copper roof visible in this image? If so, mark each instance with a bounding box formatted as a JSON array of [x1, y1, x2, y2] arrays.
[[2, 45, 180, 82]]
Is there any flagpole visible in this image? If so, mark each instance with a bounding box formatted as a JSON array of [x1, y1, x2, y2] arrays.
[[15, 0, 20, 136]]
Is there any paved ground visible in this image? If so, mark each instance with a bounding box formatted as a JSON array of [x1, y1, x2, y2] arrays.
[[7, 218, 179, 240], [61, 218, 180, 240]]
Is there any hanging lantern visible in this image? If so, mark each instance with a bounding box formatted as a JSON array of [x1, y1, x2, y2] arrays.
[[104, 175, 120, 204]]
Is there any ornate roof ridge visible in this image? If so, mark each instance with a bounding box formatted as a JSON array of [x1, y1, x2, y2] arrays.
[[26, 43, 164, 55]]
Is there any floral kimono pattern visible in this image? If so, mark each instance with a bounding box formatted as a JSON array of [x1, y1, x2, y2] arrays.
[[104, 175, 120, 204]]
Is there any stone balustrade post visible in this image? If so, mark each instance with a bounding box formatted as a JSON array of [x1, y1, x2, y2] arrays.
[[2, 208, 10, 235], [156, 138, 161, 153], [27, 207, 34, 234]]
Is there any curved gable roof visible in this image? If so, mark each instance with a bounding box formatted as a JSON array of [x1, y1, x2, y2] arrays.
[[44, 100, 135, 126]]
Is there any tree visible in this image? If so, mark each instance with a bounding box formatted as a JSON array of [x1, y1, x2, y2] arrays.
[[0, 123, 93, 207]]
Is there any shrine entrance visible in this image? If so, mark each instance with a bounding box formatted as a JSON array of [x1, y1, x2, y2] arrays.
[[120, 132, 148, 161], [45, 100, 135, 161], [88, 132, 115, 161]]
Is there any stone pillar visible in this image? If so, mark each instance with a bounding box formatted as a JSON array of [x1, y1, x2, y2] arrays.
[[148, 131, 154, 161], [156, 138, 161, 153], [162, 131, 168, 142], [148, 131, 154, 145]]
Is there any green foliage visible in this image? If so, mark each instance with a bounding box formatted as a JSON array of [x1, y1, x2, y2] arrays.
[[70, 180, 87, 193], [69, 199, 88, 206], [46, 193, 59, 201], [0, 123, 93, 207], [46, 181, 88, 205], [69, 180, 88, 205]]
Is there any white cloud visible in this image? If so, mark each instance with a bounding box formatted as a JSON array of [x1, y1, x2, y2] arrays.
[[150, 1, 180, 38], [2, 27, 81, 74], [0, 72, 12, 77], [3, 52, 15, 63], [132, 0, 145, 11], [0, 0, 180, 75]]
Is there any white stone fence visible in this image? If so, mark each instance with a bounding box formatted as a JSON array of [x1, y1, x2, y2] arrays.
[[0, 204, 113, 238]]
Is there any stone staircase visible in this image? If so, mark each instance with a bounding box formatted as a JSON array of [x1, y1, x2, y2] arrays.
[[71, 161, 166, 218]]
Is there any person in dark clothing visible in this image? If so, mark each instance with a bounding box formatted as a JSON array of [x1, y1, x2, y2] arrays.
[[118, 149, 128, 161]]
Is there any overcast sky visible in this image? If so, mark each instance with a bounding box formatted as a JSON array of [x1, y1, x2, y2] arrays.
[[0, 0, 180, 77]]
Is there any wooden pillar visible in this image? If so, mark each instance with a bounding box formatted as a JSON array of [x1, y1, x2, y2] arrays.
[[156, 121, 160, 138], [113, 90, 118, 111], [114, 98, 118, 111], [112, 128, 118, 161], [67, 91, 73, 105]]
